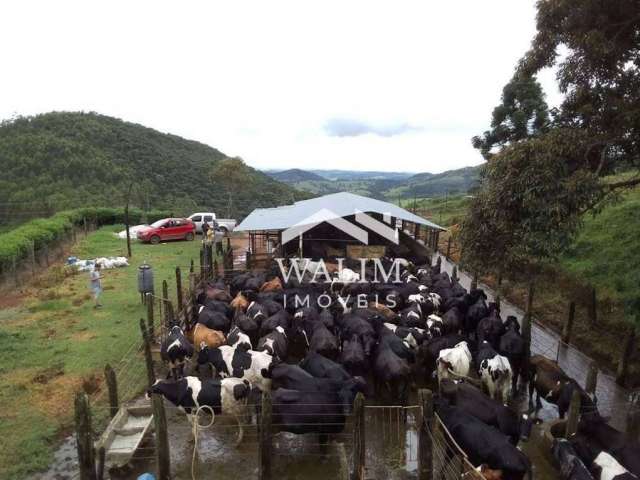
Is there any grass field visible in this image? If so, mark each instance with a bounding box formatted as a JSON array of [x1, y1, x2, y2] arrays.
[[397, 194, 471, 227], [0, 225, 204, 480]]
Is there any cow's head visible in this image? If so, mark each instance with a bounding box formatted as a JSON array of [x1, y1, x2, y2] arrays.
[[338, 376, 367, 415], [146, 378, 191, 409], [476, 465, 503, 480]]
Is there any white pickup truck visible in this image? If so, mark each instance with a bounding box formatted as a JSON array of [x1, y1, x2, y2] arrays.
[[187, 212, 237, 234]]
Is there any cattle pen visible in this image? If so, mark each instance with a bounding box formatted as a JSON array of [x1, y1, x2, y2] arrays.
[[59, 227, 640, 480], [63, 239, 492, 480]]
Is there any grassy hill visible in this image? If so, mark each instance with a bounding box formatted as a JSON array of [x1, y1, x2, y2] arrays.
[[385, 166, 481, 198], [266, 168, 326, 182], [0, 112, 309, 224]]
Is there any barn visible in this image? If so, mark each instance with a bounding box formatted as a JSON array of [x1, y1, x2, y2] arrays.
[[235, 192, 445, 266]]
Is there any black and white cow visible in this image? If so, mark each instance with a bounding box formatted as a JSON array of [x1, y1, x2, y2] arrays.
[[148, 376, 251, 443], [227, 326, 252, 351], [571, 434, 638, 480], [160, 325, 194, 379], [257, 325, 288, 359], [197, 345, 274, 392], [476, 341, 513, 403]]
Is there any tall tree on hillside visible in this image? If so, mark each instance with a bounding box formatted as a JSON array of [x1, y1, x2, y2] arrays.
[[472, 74, 550, 159], [460, 0, 640, 283], [211, 157, 253, 217]]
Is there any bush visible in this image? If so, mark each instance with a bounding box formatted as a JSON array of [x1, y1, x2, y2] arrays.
[[0, 207, 173, 272]]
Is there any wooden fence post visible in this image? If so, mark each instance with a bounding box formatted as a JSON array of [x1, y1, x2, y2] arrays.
[[616, 325, 636, 386], [190, 258, 195, 274], [352, 392, 365, 480], [246, 251, 252, 270], [104, 364, 119, 418], [213, 259, 219, 280], [199, 247, 205, 278], [74, 392, 97, 480], [140, 319, 155, 388], [451, 265, 458, 282], [446, 237, 452, 259], [175, 266, 183, 312], [626, 404, 640, 443], [418, 389, 433, 480], [434, 256, 441, 274], [30, 240, 36, 277], [562, 301, 575, 344], [470, 272, 478, 291], [565, 389, 581, 437], [588, 287, 597, 325], [585, 361, 598, 397], [260, 391, 273, 480], [146, 293, 155, 339], [152, 394, 171, 480], [162, 280, 169, 326], [96, 446, 105, 480]]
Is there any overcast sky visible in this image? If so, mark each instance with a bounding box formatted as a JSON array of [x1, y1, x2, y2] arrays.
[[0, 1, 562, 174]]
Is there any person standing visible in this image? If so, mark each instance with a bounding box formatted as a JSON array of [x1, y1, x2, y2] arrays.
[[90, 263, 103, 308]]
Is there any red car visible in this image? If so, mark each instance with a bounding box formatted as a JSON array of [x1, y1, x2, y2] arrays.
[[137, 218, 196, 244]]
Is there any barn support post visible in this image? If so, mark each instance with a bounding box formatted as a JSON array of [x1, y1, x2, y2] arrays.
[[585, 361, 599, 396], [226, 236, 231, 253], [146, 293, 155, 339], [175, 266, 183, 312], [418, 389, 433, 480], [413, 222, 419, 240], [104, 364, 119, 418], [246, 250, 252, 270], [565, 390, 581, 437], [140, 319, 155, 388], [259, 391, 273, 480], [562, 301, 576, 344], [435, 231, 440, 251], [434, 256, 441, 274], [616, 324, 636, 386], [152, 393, 171, 480], [213, 259, 219, 281], [74, 392, 97, 480], [588, 287, 597, 325], [446, 236, 452, 259], [451, 265, 458, 282], [351, 392, 365, 480]]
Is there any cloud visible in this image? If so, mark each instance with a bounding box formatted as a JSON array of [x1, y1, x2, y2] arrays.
[[324, 118, 422, 138]]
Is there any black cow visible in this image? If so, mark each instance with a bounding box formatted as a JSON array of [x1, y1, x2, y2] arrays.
[[440, 306, 464, 335], [309, 323, 339, 360], [378, 326, 415, 363], [299, 352, 352, 381], [373, 345, 411, 404], [160, 325, 194, 379], [436, 400, 532, 480], [476, 305, 505, 349], [260, 309, 290, 337], [465, 290, 488, 335], [271, 363, 366, 393], [198, 308, 231, 333], [271, 381, 364, 435], [499, 318, 526, 393], [339, 333, 368, 377], [339, 313, 377, 356], [440, 379, 539, 445]]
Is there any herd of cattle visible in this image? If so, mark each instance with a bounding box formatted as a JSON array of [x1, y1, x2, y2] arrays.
[[147, 257, 639, 480]]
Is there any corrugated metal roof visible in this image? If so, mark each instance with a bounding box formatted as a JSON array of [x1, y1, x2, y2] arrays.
[[235, 192, 445, 232]]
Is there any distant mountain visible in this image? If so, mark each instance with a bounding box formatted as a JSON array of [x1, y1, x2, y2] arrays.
[[0, 112, 309, 222], [266, 168, 326, 183], [309, 169, 415, 181], [385, 166, 481, 198]]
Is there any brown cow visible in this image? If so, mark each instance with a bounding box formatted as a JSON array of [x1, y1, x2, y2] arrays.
[[528, 354, 569, 411], [187, 323, 225, 352], [260, 277, 283, 292], [230, 292, 249, 311], [368, 301, 397, 320], [478, 465, 503, 480]]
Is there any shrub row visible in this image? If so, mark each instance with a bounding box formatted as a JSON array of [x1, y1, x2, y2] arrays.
[[0, 207, 174, 271]]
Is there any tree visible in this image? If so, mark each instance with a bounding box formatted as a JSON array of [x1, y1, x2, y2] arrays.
[[211, 157, 254, 218], [461, 0, 640, 281], [472, 74, 549, 159]]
